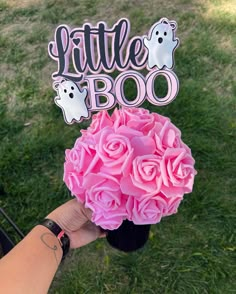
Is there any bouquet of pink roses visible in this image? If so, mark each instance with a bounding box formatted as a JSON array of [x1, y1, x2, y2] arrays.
[[64, 108, 197, 233]]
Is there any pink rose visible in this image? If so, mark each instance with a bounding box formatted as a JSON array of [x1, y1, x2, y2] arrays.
[[77, 131, 96, 147], [112, 107, 156, 134], [83, 173, 127, 230], [148, 120, 184, 156], [152, 112, 171, 125], [88, 110, 113, 134], [65, 141, 101, 175], [126, 195, 167, 224], [160, 148, 197, 198], [150, 119, 192, 156], [162, 195, 183, 216], [121, 154, 162, 197], [63, 162, 85, 202], [91, 210, 126, 230], [116, 126, 156, 158], [112, 107, 149, 124], [94, 127, 134, 175]]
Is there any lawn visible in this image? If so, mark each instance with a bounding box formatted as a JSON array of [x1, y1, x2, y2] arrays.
[[0, 0, 235, 293]]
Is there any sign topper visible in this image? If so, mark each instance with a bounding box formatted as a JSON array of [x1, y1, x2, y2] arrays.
[[48, 18, 179, 124]]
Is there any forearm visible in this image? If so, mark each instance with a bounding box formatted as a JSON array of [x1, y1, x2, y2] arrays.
[[0, 225, 63, 294]]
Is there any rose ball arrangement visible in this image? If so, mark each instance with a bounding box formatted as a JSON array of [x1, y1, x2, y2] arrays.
[[64, 107, 197, 251]]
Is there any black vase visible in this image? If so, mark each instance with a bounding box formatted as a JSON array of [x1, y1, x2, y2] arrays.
[[106, 220, 151, 252]]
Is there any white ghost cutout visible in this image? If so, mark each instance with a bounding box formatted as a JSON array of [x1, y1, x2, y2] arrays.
[[144, 18, 179, 69], [53, 79, 89, 124]]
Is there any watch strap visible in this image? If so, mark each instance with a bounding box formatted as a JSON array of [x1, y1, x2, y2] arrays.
[[40, 218, 70, 260]]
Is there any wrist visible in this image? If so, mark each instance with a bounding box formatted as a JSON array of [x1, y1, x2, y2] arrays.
[[33, 225, 63, 262], [39, 219, 70, 260]]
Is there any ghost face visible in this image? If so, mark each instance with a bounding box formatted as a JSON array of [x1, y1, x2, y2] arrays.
[[57, 80, 80, 100], [152, 22, 174, 45]]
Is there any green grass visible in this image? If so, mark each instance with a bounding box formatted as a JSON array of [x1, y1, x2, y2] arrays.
[[0, 0, 235, 293]]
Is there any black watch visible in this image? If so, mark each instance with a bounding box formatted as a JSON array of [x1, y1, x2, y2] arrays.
[[40, 219, 70, 260]]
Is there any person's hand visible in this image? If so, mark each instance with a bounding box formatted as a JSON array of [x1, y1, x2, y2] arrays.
[[46, 199, 106, 249]]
